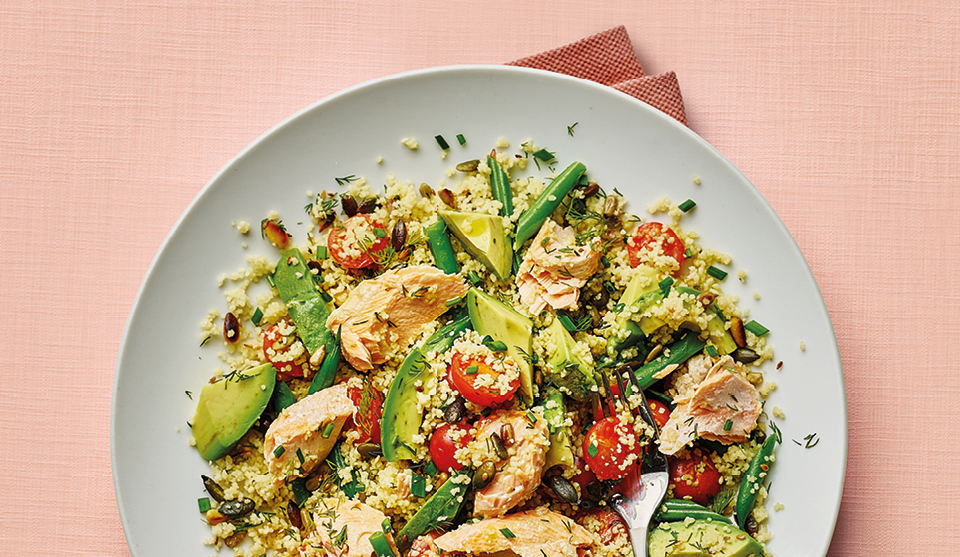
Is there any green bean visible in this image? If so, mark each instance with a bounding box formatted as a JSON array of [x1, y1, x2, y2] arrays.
[[487, 154, 513, 218], [655, 499, 732, 524], [423, 220, 460, 274], [308, 325, 341, 395], [634, 332, 706, 389], [735, 434, 778, 526], [513, 161, 586, 249]]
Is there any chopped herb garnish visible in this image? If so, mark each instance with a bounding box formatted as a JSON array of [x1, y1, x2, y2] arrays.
[[723, 419, 733, 431], [273, 445, 286, 458], [435, 135, 450, 150], [445, 296, 462, 307], [425, 461, 438, 477], [185, 390, 193, 400], [316, 245, 328, 259], [482, 335, 508, 352], [411, 472, 426, 497], [198, 497, 211, 513], [335, 175, 359, 186], [251, 307, 264, 326], [794, 432, 820, 449], [744, 320, 769, 337], [500, 527, 516, 539], [456, 133, 466, 145], [706, 345, 719, 357], [296, 448, 305, 465], [464, 365, 479, 375], [533, 148, 555, 162], [319, 289, 333, 303], [706, 265, 728, 280], [373, 227, 387, 238], [321, 421, 336, 438], [678, 199, 696, 212], [369, 531, 395, 557], [587, 442, 599, 458], [200, 335, 211, 347], [567, 122, 578, 136], [557, 313, 577, 332]]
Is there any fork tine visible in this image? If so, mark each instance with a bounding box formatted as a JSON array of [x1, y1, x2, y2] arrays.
[[591, 390, 611, 419], [613, 367, 632, 407], [598, 369, 618, 416]]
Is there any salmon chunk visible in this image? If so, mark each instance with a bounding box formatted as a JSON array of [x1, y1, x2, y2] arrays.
[[263, 383, 355, 482], [515, 219, 601, 316], [658, 356, 762, 455], [299, 498, 398, 557], [434, 506, 593, 557], [326, 265, 469, 371], [472, 410, 550, 519]]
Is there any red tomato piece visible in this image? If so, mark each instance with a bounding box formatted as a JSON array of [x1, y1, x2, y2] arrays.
[[346, 381, 385, 444], [669, 451, 722, 505], [648, 399, 672, 429], [447, 352, 519, 407], [575, 508, 629, 546], [429, 421, 473, 473], [582, 416, 643, 481], [327, 215, 389, 269], [261, 320, 309, 381], [627, 222, 685, 275]]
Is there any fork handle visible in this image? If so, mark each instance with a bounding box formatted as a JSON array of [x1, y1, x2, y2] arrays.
[[626, 524, 650, 557]]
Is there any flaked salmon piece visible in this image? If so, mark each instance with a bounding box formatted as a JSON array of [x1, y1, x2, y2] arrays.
[[472, 410, 550, 519], [658, 356, 762, 455], [263, 383, 355, 482], [434, 506, 593, 557], [326, 265, 469, 370], [299, 498, 398, 557], [515, 219, 601, 315]]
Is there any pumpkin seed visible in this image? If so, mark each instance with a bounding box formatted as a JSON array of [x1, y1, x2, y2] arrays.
[[391, 218, 407, 252], [287, 499, 303, 530], [443, 397, 467, 425], [357, 443, 383, 460], [202, 475, 226, 502], [545, 474, 579, 504], [219, 498, 255, 519], [419, 183, 435, 198], [472, 461, 496, 490], [456, 159, 480, 173], [438, 188, 457, 209], [490, 432, 508, 460], [340, 194, 358, 217], [732, 347, 760, 364]]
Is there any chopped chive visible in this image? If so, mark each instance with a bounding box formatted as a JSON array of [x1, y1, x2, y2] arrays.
[[369, 531, 396, 557], [567, 122, 578, 136], [411, 472, 426, 497], [445, 296, 462, 307], [500, 527, 516, 539], [684, 247, 693, 258], [525, 411, 538, 424], [456, 133, 466, 145], [381, 517, 393, 533], [316, 245, 328, 259], [251, 307, 264, 326], [373, 228, 387, 238], [290, 477, 311, 505], [468, 270, 482, 286], [658, 277, 675, 290], [273, 445, 286, 458], [465, 365, 479, 375], [435, 135, 450, 150], [319, 289, 333, 303], [482, 335, 508, 352], [296, 448, 305, 465], [533, 148, 555, 162], [425, 461, 438, 477], [723, 419, 733, 432], [707, 266, 728, 280], [603, 281, 617, 294], [744, 320, 770, 337], [706, 345, 719, 357], [587, 441, 599, 458], [557, 313, 577, 332], [678, 199, 697, 212], [198, 497, 212, 513], [321, 421, 336, 438]]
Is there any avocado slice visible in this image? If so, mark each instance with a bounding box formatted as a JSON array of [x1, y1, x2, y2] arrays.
[[273, 248, 333, 355], [542, 386, 575, 471], [648, 519, 764, 556], [395, 471, 471, 552], [545, 317, 597, 401], [466, 288, 534, 405], [380, 312, 472, 461], [192, 363, 276, 461], [439, 210, 513, 281], [610, 267, 663, 354]]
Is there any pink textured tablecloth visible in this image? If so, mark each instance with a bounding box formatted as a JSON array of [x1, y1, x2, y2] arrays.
[[3, 2, 960, 555]]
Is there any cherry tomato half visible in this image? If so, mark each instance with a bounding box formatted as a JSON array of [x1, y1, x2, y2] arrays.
[[648, 399, 672, 429], [627, 222, 685, 276], [262, 320, 309, 381], [429, 421, 473, 473], [582, 416, 643, 481], [575, 508, 629, 546], [669, 451, 722, 505], [327, 214, 389, 269], [346, 381, 385, 444], [447, 352, 519, 407]]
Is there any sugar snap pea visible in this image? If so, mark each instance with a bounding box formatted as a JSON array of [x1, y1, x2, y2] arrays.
[[634, 332, 706, 389], [308, 325, 341, 395], [735, 434, 778, 526], [423, 220, 460, 274], [487, 153, 513, 218], [271, 380, 297, 413], [513, 161, 586, 249]]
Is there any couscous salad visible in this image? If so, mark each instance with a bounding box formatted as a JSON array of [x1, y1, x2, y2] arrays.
[[189, 138, 780, 557]]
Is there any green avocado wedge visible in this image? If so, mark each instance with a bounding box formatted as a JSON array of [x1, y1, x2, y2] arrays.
[[648, 519, 763, 557], [439, 210, 513, 281], [466, 288, 534, 405], [380, 312, 472, 461], [545, 316, 597, 401], [191, 363, 276, 461]]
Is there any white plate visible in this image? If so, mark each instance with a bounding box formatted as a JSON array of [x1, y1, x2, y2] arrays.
[[111, 65, 846, 556]]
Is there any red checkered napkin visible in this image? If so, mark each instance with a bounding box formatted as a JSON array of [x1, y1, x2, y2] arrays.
[[507, 25, 687, 126]]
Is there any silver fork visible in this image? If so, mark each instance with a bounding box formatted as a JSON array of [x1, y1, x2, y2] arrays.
[[597, 367, 669, 557]]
